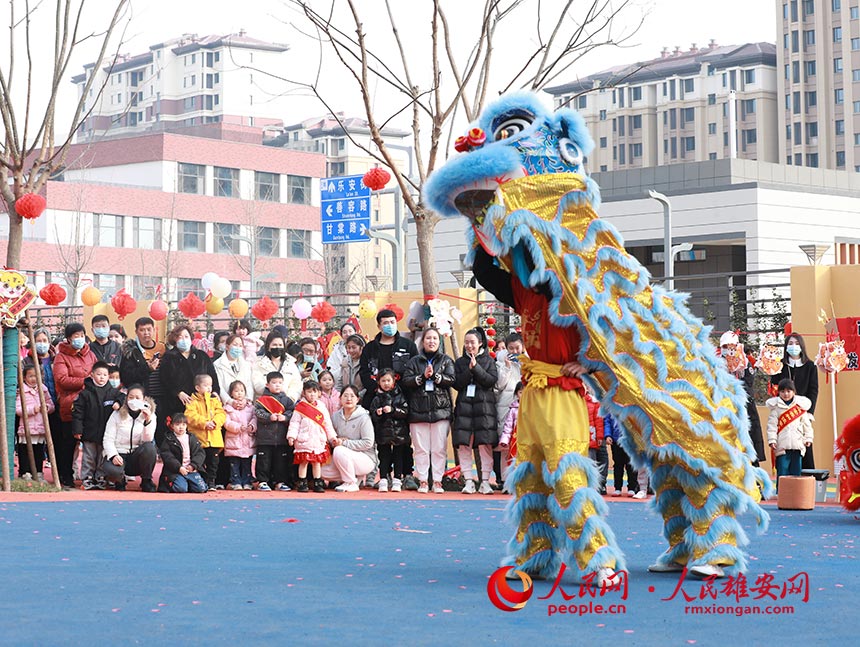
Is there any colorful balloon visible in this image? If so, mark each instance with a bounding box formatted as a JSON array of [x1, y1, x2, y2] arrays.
[[210, 277, 232, 299], [228, 298, 249, 319], [81, 286, 102, 307]]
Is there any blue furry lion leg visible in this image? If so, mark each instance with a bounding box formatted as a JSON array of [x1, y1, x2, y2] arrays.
[[542, 452, 626, 576], [650, 464, 693, 566], [501, 458, 563, 579]]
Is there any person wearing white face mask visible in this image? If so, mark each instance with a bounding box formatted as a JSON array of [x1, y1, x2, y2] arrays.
[[89, 314, 122, 367], [102, 385, 158, 491], [213, 334, 254, 408], [770, 333, 819, 470]]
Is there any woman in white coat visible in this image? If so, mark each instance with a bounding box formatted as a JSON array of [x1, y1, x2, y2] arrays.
[[213, 334, 255, 408], [252, 331, 302, 402]]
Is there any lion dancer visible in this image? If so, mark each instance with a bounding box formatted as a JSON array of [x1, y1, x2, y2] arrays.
[[473, 247, 623, 585]]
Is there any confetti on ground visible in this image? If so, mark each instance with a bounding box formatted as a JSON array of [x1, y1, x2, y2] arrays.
[[394, 527, 430, 534]]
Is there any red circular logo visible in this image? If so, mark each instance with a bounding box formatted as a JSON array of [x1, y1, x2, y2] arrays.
[[487, 566, 534, 612]]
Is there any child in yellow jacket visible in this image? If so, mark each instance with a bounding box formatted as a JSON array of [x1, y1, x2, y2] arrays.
[[185, 374, 228, 490]]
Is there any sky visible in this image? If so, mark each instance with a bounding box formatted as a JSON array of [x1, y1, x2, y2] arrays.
[[4, 0, 778, 144]]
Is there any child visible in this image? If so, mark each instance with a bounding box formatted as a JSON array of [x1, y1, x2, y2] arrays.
[[370, 369, 409, 492], [71, 361, 124, 490], [585, 389, 608, 495], [497, 382, 523, 488], [298, 337, 324, 382], [185, 374, 227, 491], [288, 380, 336, 493], [108, 365, 123, 392], [254, 372, 296, 491], [604, 413, 637, 497], [767, 378, 814, 482], [495, 333, 525, 484], [224, 380, 257, 490], [15, 364, 55, 481], [233, 318, 263, 362], [158, 414, 208, 493], [318, 370, 342, 416]]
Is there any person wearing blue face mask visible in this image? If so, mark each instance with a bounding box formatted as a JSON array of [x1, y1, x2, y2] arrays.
[[213, 334, 254, 409], [159, 324, 221, 450], [52, 322, 96, 488], [770, 332, 819, 470], [89, 314, 122, 367]]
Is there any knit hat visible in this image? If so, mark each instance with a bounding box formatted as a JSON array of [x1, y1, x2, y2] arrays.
[[719, 331, 739, 347]]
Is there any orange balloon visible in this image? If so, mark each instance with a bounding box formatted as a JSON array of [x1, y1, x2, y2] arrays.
[[81, 286, 102, 307], [228, 298, 249, 319]]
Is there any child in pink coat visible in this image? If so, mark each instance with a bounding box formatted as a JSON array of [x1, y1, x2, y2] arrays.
[[223, 381, 257, 490], [288, 380, 336, 493], [15, 364, 55, 479], [318, 370, 342, 416]]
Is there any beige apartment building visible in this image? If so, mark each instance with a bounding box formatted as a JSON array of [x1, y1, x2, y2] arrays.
[[546, 42, 778, 172], [777, 0, 860, 170]]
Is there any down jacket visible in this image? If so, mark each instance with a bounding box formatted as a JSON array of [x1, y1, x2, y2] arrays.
[[71, 377, 125, 443], [16, 382, 55, 440], [223, 402, 257, 458], [369, 385, 410, 446], [254, 389, 295, 446], [287, 399, 336, 455], [766, 395, 814, 457], [158, 431, 206, 484], [452, 351, 498, 447], [331, 406, 378, 470], [401, 350, 456, 424], [103, 398, 157, 458], [52, 341, 96, 422]]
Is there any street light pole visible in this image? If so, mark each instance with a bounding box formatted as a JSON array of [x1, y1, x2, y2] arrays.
[[647, 190, 674, 290]]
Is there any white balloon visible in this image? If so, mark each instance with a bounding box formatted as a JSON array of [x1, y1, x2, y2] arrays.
[[201, 272, 219, 290], [210, 277, 232, 299]]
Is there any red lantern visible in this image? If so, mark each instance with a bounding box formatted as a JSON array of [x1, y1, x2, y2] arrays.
[[383, 302, 405, 322], [178, 292, 206, 320], [251, 296, 279, 323], [15, 193, 47, 220], [489, 351, 496, 359], [362, 167, 391, 191], [486, 316, 496, 325], [486, 328, 496, 337], [311, 300, 336, 324], [39, 283, 66, 306], [487, 339, 496, 348], [148, 300, 169, 321], [110, 289, 137, 320]]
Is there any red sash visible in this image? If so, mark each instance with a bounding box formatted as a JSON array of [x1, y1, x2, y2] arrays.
[[777, 403, 803, 433], [295, 400, 327, 432]]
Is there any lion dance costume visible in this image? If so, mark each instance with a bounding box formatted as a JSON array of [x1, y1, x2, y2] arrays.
[[836, 414, 860, 511], [425, 92, 772, 580]]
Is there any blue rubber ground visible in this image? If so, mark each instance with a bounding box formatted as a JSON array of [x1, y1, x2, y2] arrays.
[[0, 499, 855, 645]]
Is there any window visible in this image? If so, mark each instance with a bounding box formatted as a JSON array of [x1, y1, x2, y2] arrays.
[[792, 30, 799, 52], [837, 151, 846, 167], [599, 109, 607, 121], [599, 165, 607, 172], [835, 57, 844, 72], [709, 152, 717, 160], [707, 93, 716, 105], [684, 136, 696, 152], [791, 0, 798, 20], [176, 277, 205, 300], [257, 227, 280, 257], [853, 133, 860, 144], [854, 38, 860, 50], [255, 171, 280, 201], [836, 119, 845, 135], [94, 274, 123, 298], [671, 137, 677, 159], [784, 3, 789, 20], [132, 276, 160, 301], [806, 122, 818, 141], [618, 116, 625, 136], [599, 137, 607, 148], [669, 79, 676, 100], [855, 101, 860, 113], [803, 0, 814, 15], [287, 175, 311, 204], [785, 94, 791, 110], [215, 223, 239, 253], [794, 122, 802, 144], [183, 97, 195, 110], [793, 91, 801, 113], [708, 122, 717, 135], [177, 163, 204, 194], [133, 217, 161, 250], [805, 60, 817, 78], [631, 143, 643, 158], [807, 153, 818, 167], [214, 166, 239, 198], [179, 221, 205, 252], [804, 29, 815, 46], [836, 88, 845, 103], [96, 214, 124, 247], [287, 229, 310, 258], [854, 69, 860, 82], [683, 78, 694, 93], [784, 33, 790, 49], [786, 124, 792, 140], [795, 153, 803, 165], [681, 107, 694, 126], [833, 0, 841, 10], [744, 69, 756, 84], [630, 114, 642, 130], [853, 6, 860, 18], [669, 108, 677, 129], [793, 60, 801, 82], [805, 91, 817, 108], [742, 99, 756, 115], [577, 95, 587, 109], [618, 144, 626, 165], [631, 86, 642, 101], [834, 27, 843, 42]]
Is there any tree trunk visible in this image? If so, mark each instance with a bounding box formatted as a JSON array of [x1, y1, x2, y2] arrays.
[[414, 206, 440, 299], [5, 209, 23, 270]]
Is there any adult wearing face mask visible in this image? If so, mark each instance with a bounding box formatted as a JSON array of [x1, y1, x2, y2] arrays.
[[52, 322, 96, 488], [102, 385, 158, 491], [718, 331, 765, 466], [211, 330, 230, 361], [89, 314, 122, 367], [213, 334, 254, 407], [159, 325, 220, 433], [359, 309, 418, 410], [253, 331, 302, 402], [770, 332, 819, 469]]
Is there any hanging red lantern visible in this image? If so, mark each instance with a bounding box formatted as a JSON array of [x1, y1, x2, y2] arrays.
[[311, 300, 337, 324], [486, 316, 496, 325], [15, 193, 47, 220], [383, 302, 405, 322], [487, 339, 496, 348], [251, 296, 279, 323], [110, 289, 137, 320], [362, 167, 391, 191], [178, 292, 206, 320], [486, 328, 496, 337], [148, 300, 169, 321], [39, 283, 66, 306]]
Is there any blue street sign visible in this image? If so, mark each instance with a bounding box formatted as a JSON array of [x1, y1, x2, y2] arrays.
[[321, 174, 371, 244]]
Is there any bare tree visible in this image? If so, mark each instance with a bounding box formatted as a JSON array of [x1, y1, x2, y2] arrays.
[[0, 0, 130, 268], [269, 0, 642, 297], [53, 183, 96, 300]]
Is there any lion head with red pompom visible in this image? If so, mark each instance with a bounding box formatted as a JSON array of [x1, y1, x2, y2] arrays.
[[836, 413, 860, 511]]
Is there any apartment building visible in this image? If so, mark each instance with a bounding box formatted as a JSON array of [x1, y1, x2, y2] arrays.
[[777, 0, 860, 170], [270, 114, 413, 294], [3, 129, 326, 304], [72, 31, 289, 142], [545, 42, 778, 172]]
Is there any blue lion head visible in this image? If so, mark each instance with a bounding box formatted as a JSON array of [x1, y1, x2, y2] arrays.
[[425, 91, 598, 221]]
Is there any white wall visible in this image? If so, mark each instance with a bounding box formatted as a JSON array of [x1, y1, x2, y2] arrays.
[[64, 161, 165, 189]]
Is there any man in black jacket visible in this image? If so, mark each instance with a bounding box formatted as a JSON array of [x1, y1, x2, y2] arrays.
[[359, 309, 418, 487], [119, 317, 165, 396], [89, 314, 122, 367]]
